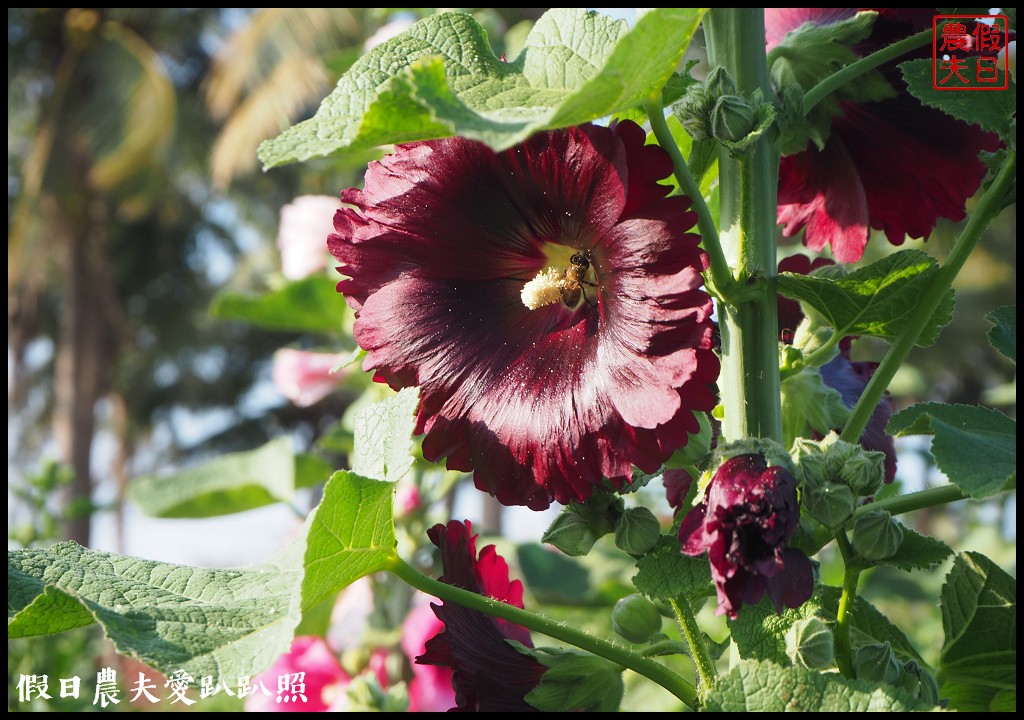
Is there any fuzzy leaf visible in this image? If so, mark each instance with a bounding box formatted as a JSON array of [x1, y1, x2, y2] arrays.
[[301, 471, 398, 609], [938, 552, 1016, 712], [901, 57, 1016, 136], [887, 402, 1015, 499], [129, 438, 331, 518], [632, 536, 713, 603], [777, 250, 955, 346], [987, 305, 1015, 362], [728, 594, 822, 665], [351, 387, 418, 484], [210, 276, 345, 335], [705, 659, 935, 711], [818, 586, 924, 664], [8, 541, 304, 681], [874, 524, 953, 572], [259, 8, 705, 166]]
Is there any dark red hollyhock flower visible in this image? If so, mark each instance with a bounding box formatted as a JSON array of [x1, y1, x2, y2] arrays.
[[679, 454, 814, 618], [767, 8, 1002, 263], [416, 521, 547, 712], [778, 254, 897, 482], [330, 121, 719, 510]]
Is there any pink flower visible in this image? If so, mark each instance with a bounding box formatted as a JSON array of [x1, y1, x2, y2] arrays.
[[277, 196, 341, 280], [402, 602, 456, 712], [272, 349, 349, 407], [245, 636, 350, 712]]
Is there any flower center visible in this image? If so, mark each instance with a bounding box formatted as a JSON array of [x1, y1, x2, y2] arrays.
[[520, 245, 598, 312]]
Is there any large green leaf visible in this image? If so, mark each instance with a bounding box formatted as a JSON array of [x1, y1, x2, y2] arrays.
[[901, 57, 1016, 136], [938, 552, 1016, 712], [259, 8, 705, 166], [8, 541, 304, 681], [704, 659, 934, 711], [129, 437, 331, 518], [728, 594, 822, 665], [632, 536, 713, 603], [777, 250, 954, 347], [210, 275, 346, 335], [887, 402, 1015, 499], [302, 471, 398, 609]]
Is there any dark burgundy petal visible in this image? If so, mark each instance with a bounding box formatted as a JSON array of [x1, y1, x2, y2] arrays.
[[664, 468, 695, 511], [678, 454, 811, 618], [766, 8, 1003, 261], [418, 521, 546, 711], [765, 548, 816, 613], [331, 121, 719, 509]]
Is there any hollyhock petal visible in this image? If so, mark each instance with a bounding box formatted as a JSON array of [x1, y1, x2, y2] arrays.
[[766, 548, 816, 614], [272, 349, 350, 407], [277, 196, 340, 280], [245, 636, 349, 712], [678, 455, 812, 618], [767, 8, 1003, 261], [664, 468, 695, 512], [402, 602, 457, 713], [330, 121, 718, 509], [416, 521, 546, 712]]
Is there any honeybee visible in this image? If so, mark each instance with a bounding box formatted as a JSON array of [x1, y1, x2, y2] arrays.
[[561, 251, 596, 309]]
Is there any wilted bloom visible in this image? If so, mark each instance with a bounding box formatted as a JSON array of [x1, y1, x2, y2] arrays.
[[416, 520, 547, 711], [272, 349, 349, 407], [329, 121, 719, 509], [278, 196, 341, 280], [402, 602, 457, 712], [768, 9, 1002, 262], [245, 636, 350, 712], [678, 454, 813, 618]]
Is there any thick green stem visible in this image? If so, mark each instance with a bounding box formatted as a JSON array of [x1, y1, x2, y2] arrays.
[[388, 558, 698, 709], [705, 9, 783, 444], [803, 28, 932, 115], [670, 595, 717, 694], [840, 152, 1017, 445], [645, 100, 734, 299], [834, 532, 861, 679], [856, 484, 968, 520]]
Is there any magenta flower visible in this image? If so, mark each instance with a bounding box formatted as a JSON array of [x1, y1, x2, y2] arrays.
[[245, 636, 350, 712], [272, 349, 350, 407], [277, 196, 341, 280], [768, 8, 1002, 262], [679, 454, 813, 618], [416, 520, 547, 711], [328, 121, 719, 510]]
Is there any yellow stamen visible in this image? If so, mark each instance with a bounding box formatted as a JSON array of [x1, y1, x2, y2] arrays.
[[520, 267, 566, 310]]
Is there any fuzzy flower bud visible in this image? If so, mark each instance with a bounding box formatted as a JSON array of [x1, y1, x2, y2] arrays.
[[612, 594, 663, 644], [851, 510, 904, 561], [786, 617, 835, 669]]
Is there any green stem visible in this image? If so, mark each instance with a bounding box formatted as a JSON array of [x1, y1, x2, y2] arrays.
[[834, 533, 861, 679], [704, 9, 783, 444], [670, 595, 717, 694], [388, 558, 698, 709], [802, 28, 932, 115], [855, 484, 968, 520], [645, 99, 733, 299], [839, 152, 1017, 445]]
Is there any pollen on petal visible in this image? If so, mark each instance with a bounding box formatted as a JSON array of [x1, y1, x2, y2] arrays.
[[520, 267, 565, 310]]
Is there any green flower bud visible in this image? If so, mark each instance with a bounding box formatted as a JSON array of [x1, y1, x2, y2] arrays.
[[711, 95, 756, 143], [851, 510, 904, 561], [786, 617, 835, 669], [705, 66, 738, 98], [855, 642, 902, 685], [612, 594, 663, 644], [802, 481, 856, 528], [614, 507, 661, 556], [674, 85, 713, 141], [542, 510, 598, 557], [913, 662, 941, 706], [838, 450, 885, 496]]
